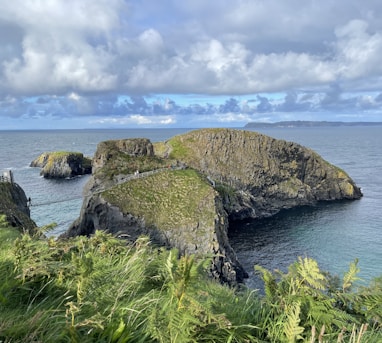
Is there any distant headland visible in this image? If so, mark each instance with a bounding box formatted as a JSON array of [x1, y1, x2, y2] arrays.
[[244, 121, 382, 128]]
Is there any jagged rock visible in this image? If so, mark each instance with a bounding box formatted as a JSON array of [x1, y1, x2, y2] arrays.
[[92, 138, 154, 173], [30, 152, 92, 179], [64, 129, 362, 285], [0, 179, 36, 232]]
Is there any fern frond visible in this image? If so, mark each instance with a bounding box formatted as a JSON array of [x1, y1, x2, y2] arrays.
[[294, 257, 326, 290], [284, 301, 304, 342], [255, 265, 278, 300], [342, 259, 361, 292]]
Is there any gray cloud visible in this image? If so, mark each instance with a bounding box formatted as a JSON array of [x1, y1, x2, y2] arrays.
[[1, 0, 382, 124]]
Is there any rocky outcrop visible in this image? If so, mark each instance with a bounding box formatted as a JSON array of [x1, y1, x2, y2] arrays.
[[68, 169, 247, 284], [66, 138, 247, 284], [160, 128, 362, 221], [0, 180, 36, 232], [65, 129, 362, 284], [31, 152, 92, 178]]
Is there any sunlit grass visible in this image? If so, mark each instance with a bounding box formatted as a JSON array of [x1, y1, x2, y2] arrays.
[[0, 223, 381, 342]]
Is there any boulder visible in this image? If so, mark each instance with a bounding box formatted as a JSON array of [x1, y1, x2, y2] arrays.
[[31, 152, 92, 179]]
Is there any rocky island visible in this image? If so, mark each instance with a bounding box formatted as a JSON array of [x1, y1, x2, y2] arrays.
[[64, 128, 362, 284], [30, 151, 92, 178]]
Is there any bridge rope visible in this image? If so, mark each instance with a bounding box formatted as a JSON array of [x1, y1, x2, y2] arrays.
[[29, 195, 84, 207]]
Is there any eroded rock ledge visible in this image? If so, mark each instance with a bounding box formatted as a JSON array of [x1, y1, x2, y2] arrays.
[[64, 129, 362, 285]]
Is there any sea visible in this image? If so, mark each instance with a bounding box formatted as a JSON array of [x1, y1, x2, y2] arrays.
[[0, 127, 381, 287]]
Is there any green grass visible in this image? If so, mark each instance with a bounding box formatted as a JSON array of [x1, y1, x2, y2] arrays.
[[103, 169, 216, 230], [0, 216, 21, 260], [167, 136, 194, 160], [96, 153, 169, 180], [1, 217, 381, 342]]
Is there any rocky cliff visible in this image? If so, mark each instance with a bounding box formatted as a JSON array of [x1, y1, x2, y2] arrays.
[[0, 180, 36, 232], [31, 152, 92, 178], [157, 128, 362, 220], [65, 129, 362, 284]]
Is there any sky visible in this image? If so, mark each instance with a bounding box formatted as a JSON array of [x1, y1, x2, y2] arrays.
[[1, 0, 382, 129]]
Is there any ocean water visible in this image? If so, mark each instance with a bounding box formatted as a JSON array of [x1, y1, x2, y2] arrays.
[[0, 127, 381, 286], [0, 129, 191, 233], [230, 126, 382, 287]]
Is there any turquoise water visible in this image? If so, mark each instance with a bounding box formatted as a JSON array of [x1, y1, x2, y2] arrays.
[[1, 127, 381, 285]]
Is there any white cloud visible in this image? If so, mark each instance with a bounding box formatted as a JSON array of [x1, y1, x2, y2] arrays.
[[2, 0, 382, 125], [90, 114, 176, 127], [0, 0, 121, 95], [334, 19, 382, 80], [138, 29, 164, 54]]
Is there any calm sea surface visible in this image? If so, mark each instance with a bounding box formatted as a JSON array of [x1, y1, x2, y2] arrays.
[[0, 127, 381, 286]]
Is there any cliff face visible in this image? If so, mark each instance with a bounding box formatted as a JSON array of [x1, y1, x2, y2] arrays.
[[65, 129, 362, 284], [0, 181, 36, 232], [67, 138, 246, 284], [161, 128, 362, 220], [30, 152, 92, 178], [69, 169, 246, 284]]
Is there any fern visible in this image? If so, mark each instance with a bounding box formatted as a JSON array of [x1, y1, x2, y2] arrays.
[[284, 301, 304, 342], [255, 264, 278, 300], [342, 259, 361, 292], [293, 257, 326, 291], [2, 229, 382, 342]]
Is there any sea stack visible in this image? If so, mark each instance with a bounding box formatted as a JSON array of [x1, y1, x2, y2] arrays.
[[30, 151, 92, 179]]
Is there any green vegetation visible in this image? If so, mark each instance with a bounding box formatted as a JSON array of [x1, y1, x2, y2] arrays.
[[103, 169, 215, 230], [35, 151, 84, 164], [0, 214, 381, 342], [167, 136, 194, 161], [50, 151, 84, 158], [95, 152, 169, 180]]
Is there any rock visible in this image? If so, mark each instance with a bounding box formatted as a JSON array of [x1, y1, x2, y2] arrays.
[[160, 128, 362, 220], [66, 160, 247, 284], [0, 178, 36, 232], [64, 129, 362, 285], [31, 152, 92, 179]]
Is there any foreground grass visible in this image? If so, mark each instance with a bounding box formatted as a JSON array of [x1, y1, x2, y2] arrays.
[[0, 218, 381, 342]]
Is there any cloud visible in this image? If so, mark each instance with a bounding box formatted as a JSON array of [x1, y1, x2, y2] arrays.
[[0, 0, 122, 96], [90, 114, 176, 126], [1, 0, 382, 126]]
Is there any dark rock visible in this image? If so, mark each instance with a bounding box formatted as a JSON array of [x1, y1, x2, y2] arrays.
[[0, 179, 36, 232]]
